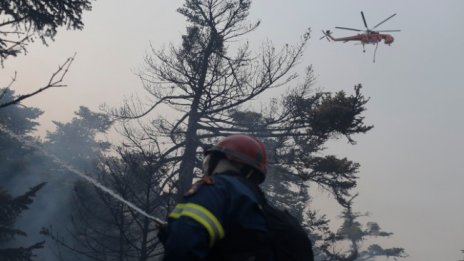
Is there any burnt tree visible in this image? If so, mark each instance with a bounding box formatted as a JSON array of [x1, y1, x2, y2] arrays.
[[113, 0, 314, 195]]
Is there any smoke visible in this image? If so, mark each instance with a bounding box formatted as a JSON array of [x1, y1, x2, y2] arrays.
[[0, 124, 165, 222], [0, 122, 165, 260]]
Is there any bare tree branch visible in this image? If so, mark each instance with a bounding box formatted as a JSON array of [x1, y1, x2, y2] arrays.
[[0, 54, 76, 109]]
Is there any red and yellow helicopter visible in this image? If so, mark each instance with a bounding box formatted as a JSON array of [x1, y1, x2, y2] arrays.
[[321, 11, 400, 61]]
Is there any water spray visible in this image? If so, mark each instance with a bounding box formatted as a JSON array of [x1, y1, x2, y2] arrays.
[[0, 124, 167, 226]]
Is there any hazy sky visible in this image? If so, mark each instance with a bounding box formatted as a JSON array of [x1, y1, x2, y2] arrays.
[[1, 0, 463, 260]]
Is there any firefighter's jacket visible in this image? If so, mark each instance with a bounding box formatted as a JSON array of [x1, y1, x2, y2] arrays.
[[163, 171, 270, 261]]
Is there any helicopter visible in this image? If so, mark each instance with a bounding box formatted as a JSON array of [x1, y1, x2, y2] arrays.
[[321, 11, 401, 62]]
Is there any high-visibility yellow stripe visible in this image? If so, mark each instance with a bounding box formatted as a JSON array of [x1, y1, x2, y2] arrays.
[[181, 211, 217, 247], [183, 203, 224, 237], [168, 203, 185, 219], [168, 203, 225, 247]]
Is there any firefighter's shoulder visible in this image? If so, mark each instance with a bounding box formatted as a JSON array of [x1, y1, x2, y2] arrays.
[[183, 175, 216, 197], [182, 174, 260, 204], [213, 175, 262, 205]]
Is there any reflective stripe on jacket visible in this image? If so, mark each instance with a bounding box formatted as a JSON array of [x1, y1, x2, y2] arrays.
[[168, 203, 225, 247]]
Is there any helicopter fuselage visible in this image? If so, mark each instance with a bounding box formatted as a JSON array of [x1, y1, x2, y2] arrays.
[[328, 33, 394, 45]]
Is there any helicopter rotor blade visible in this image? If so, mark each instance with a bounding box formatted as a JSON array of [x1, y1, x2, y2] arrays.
[[361, 11, 369, 29], [377, 29, 401, 32], [372, 13, 397, 30], [335, 26, 362, 32]]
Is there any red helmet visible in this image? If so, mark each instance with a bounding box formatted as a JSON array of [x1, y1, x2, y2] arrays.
[[206, 134, 268, 180]]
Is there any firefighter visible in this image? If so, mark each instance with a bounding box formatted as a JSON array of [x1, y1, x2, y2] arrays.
[[160, 134, 313, 260]]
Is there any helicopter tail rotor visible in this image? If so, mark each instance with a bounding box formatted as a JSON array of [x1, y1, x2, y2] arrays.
[[320, 30, 332, 41]]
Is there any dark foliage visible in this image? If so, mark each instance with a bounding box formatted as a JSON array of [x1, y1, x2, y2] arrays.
[[0, 88, 42, 190], [286, 84, 373, 143], [320, 197, 407, 260], [0, 88, 42, 134], [0, 183, 46, 261], [0, 0, 93, 62]]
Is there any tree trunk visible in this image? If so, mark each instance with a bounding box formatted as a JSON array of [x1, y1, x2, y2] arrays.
[[177, 33, 217, 195], [178, 113, 200, 195], [139, 217, 150, 261]]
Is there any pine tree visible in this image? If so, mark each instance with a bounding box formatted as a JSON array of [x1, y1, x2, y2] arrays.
[[0, 183, 46, 261], [321, 197, 406, 260]]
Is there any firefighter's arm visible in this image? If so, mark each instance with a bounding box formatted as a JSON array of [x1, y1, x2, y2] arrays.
[[162, 180, 227, 260]]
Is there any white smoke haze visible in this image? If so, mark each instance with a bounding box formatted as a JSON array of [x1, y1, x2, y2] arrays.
[[0, 122, 166, 260], [0, 124, 166, 224]]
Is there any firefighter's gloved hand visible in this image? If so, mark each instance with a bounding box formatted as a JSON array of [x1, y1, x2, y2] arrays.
[[157, 224, 168, 245]]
